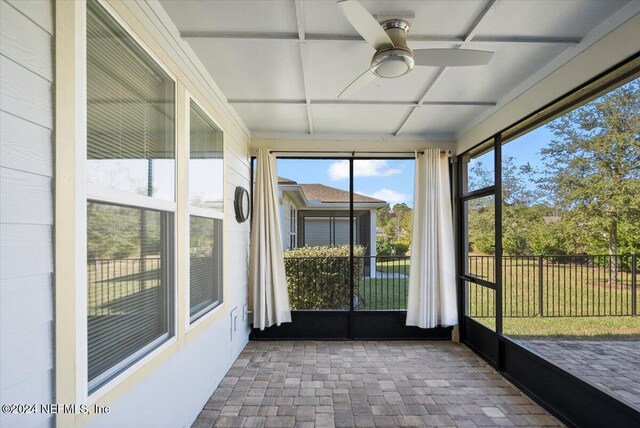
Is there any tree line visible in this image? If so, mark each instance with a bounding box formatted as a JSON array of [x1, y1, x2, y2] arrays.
[[377, 80, 639, 259]]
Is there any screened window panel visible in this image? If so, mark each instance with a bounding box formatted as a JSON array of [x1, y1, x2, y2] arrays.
[[464, 195, 496, 282], [333, 218, 355, 246], [304, 217, 356, 247], [189, 101, 223, 211], [86, 0, 175, 201], [87, 202, 172, 389], [190, 216, 222, 319], [463, 147, 495, 194]]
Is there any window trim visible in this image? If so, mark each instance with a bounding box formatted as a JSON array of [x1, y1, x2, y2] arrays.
[[185, 92, 226, 330], [85, 0, 179, 398], [56, 0, 182, 408], [289, 204, 297, 250]]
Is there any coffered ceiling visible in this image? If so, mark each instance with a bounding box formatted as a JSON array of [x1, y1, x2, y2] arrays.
[[159, 0, 638, 142]]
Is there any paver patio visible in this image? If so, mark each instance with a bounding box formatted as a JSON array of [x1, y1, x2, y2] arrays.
[[523, 340, 640, 411], [192, 341, 562, 427]]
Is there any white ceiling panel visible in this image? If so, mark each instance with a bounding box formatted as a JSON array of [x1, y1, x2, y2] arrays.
[[158, 0, 638, 140], [304, 0, 488, 38], [312, 105, 411, 135], [477, 0, 630, 39], [159, 0, 296, 34], [186, 39, 305, 100], [400, 105, 488, 137], [423, 43, 569, 103], [233, 104, 309, 134]]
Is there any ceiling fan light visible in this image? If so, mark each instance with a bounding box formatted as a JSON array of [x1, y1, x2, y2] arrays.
[[372, 51, 414, 78]]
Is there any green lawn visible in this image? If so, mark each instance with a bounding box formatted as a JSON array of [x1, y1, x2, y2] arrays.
[[474, 316, 640, 339], [376, 258, 410, 274], [367, 257, 639, 337], [357, 278, 408, 310]]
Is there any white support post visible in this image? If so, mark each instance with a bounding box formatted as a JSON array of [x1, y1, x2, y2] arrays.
[[370, 209, 377, 275]]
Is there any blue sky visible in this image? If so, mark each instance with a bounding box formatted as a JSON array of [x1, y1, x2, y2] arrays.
[[277, 159, 416, 207], [275, 124, 557, 208]]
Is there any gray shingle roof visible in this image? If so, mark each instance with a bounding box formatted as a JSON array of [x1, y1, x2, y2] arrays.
[[299, 184, 385, 204]]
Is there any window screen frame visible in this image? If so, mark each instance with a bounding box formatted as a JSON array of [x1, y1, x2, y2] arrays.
[[84, 0, 178, 397], [186, 94, 225, 327]]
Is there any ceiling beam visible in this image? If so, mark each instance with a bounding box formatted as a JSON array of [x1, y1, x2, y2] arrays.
[[295, 0, 314, 134], [181, 32, 581, 45], [228, 99, 497, 107], [395, 0, 498, 136]]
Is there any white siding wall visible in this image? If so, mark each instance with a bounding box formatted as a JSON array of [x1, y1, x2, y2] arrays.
[[0, 1, 55, 428]]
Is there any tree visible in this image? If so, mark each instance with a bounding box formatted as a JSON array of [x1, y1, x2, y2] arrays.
[[540, 80, 640, 258], [376, 203, 413, 256], [468, 156, 545, 255]]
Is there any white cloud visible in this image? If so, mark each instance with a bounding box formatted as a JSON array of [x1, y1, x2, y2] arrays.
[[327, 160, 402, 181], [369, 189, 409, 205]]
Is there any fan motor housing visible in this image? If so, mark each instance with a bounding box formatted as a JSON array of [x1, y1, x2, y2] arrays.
[[371, 19, 415, 78]]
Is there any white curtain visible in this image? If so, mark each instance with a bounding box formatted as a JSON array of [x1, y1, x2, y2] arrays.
[[249, 148, 292, 330], [406, 149, 458, 328]]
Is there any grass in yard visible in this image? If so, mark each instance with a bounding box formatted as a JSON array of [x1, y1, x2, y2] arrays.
[[466, 257, 637, 317], [472, 316, 640, 339], [357, 278, 408, 310], [375, 259, 410, 275]]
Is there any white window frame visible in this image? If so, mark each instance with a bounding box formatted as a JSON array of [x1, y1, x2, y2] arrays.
[[56, 0, 179, 409], [185, 93, 225, 331], [289, 205, 297, 249]]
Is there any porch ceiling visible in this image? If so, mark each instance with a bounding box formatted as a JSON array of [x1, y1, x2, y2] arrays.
[[159, 0, 636, 142]]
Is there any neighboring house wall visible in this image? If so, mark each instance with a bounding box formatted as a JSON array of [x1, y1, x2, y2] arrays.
[[280, 192, 296, 250], [0, 1, 55, 428]]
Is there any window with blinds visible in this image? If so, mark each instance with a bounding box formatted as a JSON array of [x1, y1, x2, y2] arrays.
[[189, 101, 223, 322], [189, 216, 222, 319], [86, 0, 175, 201], [189, 101, 223, 210], [87, 203, 172, 389], [86, 0, 175, 392]]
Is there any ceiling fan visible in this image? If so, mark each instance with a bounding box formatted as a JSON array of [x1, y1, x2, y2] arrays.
[[337, 0, 494, 98]]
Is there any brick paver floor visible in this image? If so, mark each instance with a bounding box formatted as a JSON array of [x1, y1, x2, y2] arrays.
[[192, 341, 562, 427], [523, 340, 640, 411]]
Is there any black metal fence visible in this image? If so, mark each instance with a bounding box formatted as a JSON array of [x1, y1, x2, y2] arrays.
[[355, 256, 410, 310], [88, 253, 638, 318], [468, 254, 638, 318]]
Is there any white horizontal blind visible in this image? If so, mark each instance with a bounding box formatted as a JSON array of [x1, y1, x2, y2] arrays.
[[85, 0, 175, 391], [189, 101, 223, 321], [189, 216, 222, 319], [86, 0, 175, 199], [189, 101, 223, 210], [86, 203, 172, 388]]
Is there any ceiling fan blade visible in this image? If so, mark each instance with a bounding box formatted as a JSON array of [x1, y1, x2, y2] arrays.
[[338, 0, 394, 50], [413, 49, 494, 66], [338, 68, 378, 98]]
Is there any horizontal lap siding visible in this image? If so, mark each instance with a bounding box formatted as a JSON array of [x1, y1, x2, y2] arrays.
[[0, 1, 54, 428]]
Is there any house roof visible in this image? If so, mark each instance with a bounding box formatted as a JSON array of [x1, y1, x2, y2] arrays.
[[278, 177, 298, 185], [299, 184, 385, 204]]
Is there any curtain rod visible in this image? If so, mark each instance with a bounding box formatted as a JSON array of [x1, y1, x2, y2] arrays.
[[267, 150, 451, 155]]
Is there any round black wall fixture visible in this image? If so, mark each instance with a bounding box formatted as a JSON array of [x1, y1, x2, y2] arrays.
[[234, 186, 250, 223]]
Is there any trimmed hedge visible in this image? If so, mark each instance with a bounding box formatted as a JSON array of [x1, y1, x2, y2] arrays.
[[284, 245, 365, 310]]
